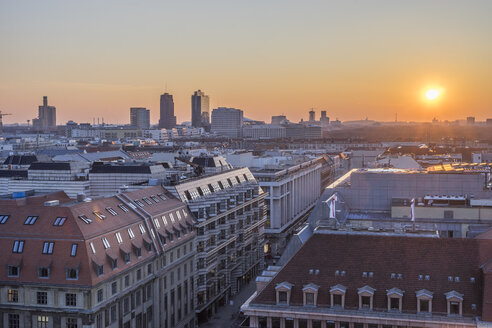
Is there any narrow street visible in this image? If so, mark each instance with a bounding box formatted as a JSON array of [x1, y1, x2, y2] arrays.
[[199, 280, 256, 328]]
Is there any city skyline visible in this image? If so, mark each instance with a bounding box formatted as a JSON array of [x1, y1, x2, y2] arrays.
[[1, 1, 492, 125]]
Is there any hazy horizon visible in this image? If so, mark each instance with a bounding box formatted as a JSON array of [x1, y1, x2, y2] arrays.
[[1, 0, 492, 125]]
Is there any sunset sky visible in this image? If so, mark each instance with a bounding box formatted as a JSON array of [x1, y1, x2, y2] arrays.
[[1, 0, 491, 125]]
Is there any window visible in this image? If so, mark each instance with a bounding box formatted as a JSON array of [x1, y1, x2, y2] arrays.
[[118, 204, 129, 213], [362, 296, 371, 308], [97, 289, 103, 302], [137, 268, 142, 280], [38, 267, 50, 278], [12, 240, 24, 253], [112, 281, 118, 295], [8, 289, 18, 302], [150, 195, 160, 203], [182, 209, 188, 217], [110, 257, 118, 270], [305, 292, 315, 305], [78, 215, 92, 224], [66, 318, 78, 328], [106, 207, 118, 216], [37, 291, 48, 304], [176, 211, 182, 220], [123, 251, 131, 263], [279, 291, 287, 304], [42, 242, 54, 254], [169, 213, 175, 223], [37, 316, 49, 328], [53, 217, 66, 226], [450, 301, 460, 314], [89, 242, 96, 254], [154, 218, 161, 229], [420, 299, 430, 312], [102, 237, 110, 249], [110, 304, 117, 323], [390, 297, 400, 310], [139, 224, 146, 234], [70, 244, 78, 256], [124, 274, 130, 287], [8, 265, 20, 277], [24, 216, 38, 225], [116, 232, 123, 243], [0, 214, 9, 224], [333, 294, 342, 306], [143, 197, 153, 205], [8, 314, 19, 328], [158, 193, 167, 200], [128, 228, 135, 239], [93, 211, 106, 220], [66, 268, 78, 280], [95, 264, 104, 276], [123, 297, 130, 314], [135, 199, 145, 207], [66, 293, 77, 306]]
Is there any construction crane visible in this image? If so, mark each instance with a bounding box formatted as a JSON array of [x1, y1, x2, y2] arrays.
[[0, 111, 13, 135]]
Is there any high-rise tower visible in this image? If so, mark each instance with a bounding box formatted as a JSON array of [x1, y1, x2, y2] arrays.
[[32, 96, 56, 130], [191, 90, 210, 128], [158, 93, 176, 129]]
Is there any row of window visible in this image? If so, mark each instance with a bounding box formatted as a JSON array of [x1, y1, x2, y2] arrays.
[[7, 314, 78, 328], [7, 264, 79, 280], [183, 173, 253, 201], [275, 283, 469, 316], [6, 289, 78, 307], [11, 240, 77, 256]]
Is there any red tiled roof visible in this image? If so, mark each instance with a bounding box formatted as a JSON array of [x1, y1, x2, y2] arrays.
[[252, 233, 492, 319], [0, 186, 194, 288]]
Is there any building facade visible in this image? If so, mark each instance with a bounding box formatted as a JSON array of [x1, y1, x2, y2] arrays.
[[191, 90, 210, 128], [130, 108, 150, 129], [251, 159, 322, 256], [32, 96, 56, 130], [0, 185, 196, 328], [159, 93, 177, 129], [211, 107, 244, 138], [242, 231, 492, 328], [165, 167, 268, 322]]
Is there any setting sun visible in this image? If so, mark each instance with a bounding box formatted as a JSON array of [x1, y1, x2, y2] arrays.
[[426, 89, 440, 100]]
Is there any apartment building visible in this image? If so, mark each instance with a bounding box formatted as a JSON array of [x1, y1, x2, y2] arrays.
[[0, 185, 196, 328], [165, 167, 268, 322], [242, 231, 492, 328]]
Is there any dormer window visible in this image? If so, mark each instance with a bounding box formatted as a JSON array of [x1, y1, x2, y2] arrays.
[[386, 288, 404, 312], [358, 285, 375, 310], [445, 291, 463, 316], [330, 284, 346, 308], [302, 283, 319, 306], [275, 282, 293, 305], [416, 289, 433, 313]]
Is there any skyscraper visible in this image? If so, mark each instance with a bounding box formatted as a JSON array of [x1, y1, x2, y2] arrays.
[[130, 107, 150, 129], [32, 96, 56, 130], [191, 90, 210, 128], [309, 109, 315, 122], [158, 93, 176, 129]]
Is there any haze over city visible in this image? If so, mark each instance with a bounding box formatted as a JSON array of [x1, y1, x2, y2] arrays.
[[1, 0, 492, 124]]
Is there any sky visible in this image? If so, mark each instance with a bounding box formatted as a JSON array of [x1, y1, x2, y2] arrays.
[[1, 0, 492, 125]]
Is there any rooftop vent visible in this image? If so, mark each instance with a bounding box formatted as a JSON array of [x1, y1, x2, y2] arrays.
[[315, 269, 320, 275], [309, 269, 314, 275], [335, 270, 340, 276], [77, 193, 85, 202], [425, 275, 430, 280], [341, 271, 346, 276], [470, 277, 475, 283], [44, 200, 59, 207]]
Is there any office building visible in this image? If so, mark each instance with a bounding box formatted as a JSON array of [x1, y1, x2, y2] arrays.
[[191, 90, 210, 128], [309, 109, 315, 122], [242, 231, 492, 328], [130, 107, 150, 129], [243, 125, 286, 139], [320, 111, 329, 123], [165, 167, 268, 322], [32, 96, 56, 130], [271, 116, 287, 125], [0, 185, 196, 328], [211, 107, 244, 138], [467, 117, 475, 125], [250, 158, 324, 256], [159, 93, 176, 129]]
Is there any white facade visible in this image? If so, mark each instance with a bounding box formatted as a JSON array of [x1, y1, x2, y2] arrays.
[[242, 125, 286, 139]]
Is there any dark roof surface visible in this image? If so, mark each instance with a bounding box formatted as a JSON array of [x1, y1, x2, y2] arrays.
[[252, 233, 492, 318], [29, 162, 71, 170], [3, 155, 38, 165], [89, 164, 152, 174]]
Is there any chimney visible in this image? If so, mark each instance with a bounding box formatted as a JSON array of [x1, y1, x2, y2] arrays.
[[77, 193, 86, 202]]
